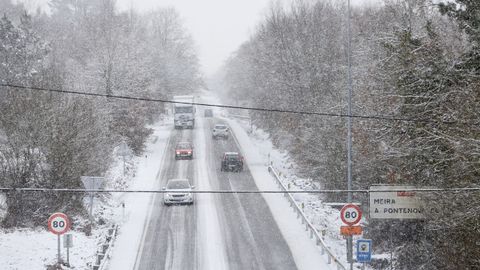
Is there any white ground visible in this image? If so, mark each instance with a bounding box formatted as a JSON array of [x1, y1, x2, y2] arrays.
[[0, 118, 171, 270], [108, 119, 172, 270], [0, 228, 97, 270], [0, 91, 356, 270]]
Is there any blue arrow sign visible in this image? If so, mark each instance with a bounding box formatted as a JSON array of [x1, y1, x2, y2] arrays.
[[357, 239, 372, 263]]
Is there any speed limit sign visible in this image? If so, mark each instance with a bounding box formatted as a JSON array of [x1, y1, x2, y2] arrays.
[[48, 213, 70, 235], [340, 204, 362, 226]]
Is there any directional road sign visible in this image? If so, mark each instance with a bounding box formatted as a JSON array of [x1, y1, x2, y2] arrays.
[[356, 239, 372, 263]]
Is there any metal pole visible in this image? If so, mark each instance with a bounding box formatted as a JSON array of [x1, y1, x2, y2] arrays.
[[390, 226, 393, 270], [57, 235, 61, 264], [123, 154, 126, 177], [67, 245, 70, 266], [89, 193, 94, 220], [346, 0, 354, 269]]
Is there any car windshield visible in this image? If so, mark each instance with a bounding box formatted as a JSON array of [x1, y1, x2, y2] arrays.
[[167, 180, 190, 189], [177, 143, 191, 149], [215, 125, 227, 129], [175, 106, 193, 113], [226, 154, 240, 160]]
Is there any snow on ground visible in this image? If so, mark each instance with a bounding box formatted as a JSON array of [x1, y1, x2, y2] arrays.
[[231, 118, 368, 267], [232, 121, 350, 262], [0, 228, 97, 270], [194, 113, 229, 270], [223, 116, 338, 270], [0, 118, 171, 270], [107, 118, 172, 270], [200, 91, 338, 269]]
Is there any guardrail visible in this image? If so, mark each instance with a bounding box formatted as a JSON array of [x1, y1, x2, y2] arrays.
[[268, 165, 347, 270], [93, 224, 118, 270]]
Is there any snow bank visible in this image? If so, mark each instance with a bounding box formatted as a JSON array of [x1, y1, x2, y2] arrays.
[[107, 119, 172, 270], [223, 117, 337, 270]]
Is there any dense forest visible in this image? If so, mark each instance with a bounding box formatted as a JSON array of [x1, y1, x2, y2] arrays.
[[0, 0, 201, 226], [217, 0, 479, 269]]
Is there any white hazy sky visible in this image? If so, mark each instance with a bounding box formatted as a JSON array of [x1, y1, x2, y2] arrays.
[[117, 0, 273, 76], [24, 0, 379, 76], [116, 0, 380, 77]]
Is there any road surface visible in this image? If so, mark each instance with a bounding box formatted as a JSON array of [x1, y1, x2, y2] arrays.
[[133, 113, 297, 270]]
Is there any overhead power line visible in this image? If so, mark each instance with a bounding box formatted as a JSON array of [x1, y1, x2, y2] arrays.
[[0, 83, 477, 125], [0, 187, 478, 194]]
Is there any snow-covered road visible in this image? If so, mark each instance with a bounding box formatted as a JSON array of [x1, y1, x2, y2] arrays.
[[108, 93, 336, 270]]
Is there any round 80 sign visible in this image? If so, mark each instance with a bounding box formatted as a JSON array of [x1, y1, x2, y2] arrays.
[[340, 204, 362, 226], [48, 213, 70, 235]]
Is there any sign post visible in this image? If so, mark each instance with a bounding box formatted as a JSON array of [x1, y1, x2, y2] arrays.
[[48, 213, 70, 264], [118, 141, 131, 177], [81, 176, 105, 221], [340, 204, 362, 266], [64, 234, 73, 266]]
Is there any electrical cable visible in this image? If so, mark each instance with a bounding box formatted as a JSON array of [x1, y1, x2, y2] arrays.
[[1, 83, 476, 125], [0, 187, 478, 194]]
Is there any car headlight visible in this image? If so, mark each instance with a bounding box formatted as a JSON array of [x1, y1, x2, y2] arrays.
[[176, 151, 180, 155]]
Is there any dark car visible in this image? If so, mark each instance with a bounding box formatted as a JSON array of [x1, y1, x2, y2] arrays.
[[220, 152, 244, 172], [175, 142, 193, 160]]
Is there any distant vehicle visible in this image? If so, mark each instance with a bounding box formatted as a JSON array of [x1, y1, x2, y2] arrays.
[[175, 142, 193, 160], [163, 179, 194, 205], [204, 108, 213, 117], [212, 124, 229, 139], [173, 95, 195, 129], [221, 152, 244, 172]]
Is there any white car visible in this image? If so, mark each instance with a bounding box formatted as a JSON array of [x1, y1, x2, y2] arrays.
[[212, 124, 229, 139], [163, 179, 194, 205]]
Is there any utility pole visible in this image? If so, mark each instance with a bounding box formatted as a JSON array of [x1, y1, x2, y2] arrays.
[[346, 0, 354, 269]]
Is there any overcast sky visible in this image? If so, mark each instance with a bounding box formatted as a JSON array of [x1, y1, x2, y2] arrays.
[[23, 0, 379, 76], [116, 0, 272, 77], [115, 0, 381, 77]]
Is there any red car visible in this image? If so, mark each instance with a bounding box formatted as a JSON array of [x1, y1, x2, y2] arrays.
[[175, 142, 194, 160]]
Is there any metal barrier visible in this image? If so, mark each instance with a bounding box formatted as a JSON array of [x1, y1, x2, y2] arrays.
[[93, 224, 118, 270], [268, 165, 347, 270]]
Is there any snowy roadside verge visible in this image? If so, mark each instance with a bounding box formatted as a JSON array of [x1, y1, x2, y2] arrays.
[[230, 119, 350, 261], [222, 116, 338, 270], [0, 119, 171, 270], [106, 120, 172, 270]]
